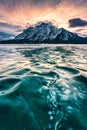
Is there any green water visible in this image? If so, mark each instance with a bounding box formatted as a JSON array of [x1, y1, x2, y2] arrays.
[[0, 44, 87, 130]]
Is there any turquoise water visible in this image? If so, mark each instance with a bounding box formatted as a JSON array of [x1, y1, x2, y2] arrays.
[[0, 44, 87, 130]]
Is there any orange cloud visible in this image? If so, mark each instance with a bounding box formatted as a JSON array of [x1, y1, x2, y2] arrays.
[[0, 0, 87, 36]]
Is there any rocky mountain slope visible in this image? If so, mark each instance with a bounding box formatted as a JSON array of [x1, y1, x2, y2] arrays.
[[15, 22, 87, 44]]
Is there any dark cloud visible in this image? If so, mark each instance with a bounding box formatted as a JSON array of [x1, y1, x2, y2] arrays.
[[0, 22, 21, 29], [0, 0, 87, 10], [16, 30, 22, 33], [30, 0, 61, 6], [68, 0, 87, 6], [0, 0, 87, 11], [0, 0, 61, 9], [0, 22, 22, 34], [69, 18, 87, 27]]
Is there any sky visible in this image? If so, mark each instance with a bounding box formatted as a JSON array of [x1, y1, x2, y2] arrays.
[[0, 0, 87, 36]]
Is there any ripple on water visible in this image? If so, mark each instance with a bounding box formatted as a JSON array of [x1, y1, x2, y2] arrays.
[[0, 45, 87, 130], [56, 66, 80, 75], [0, 77, 21, 96], [74, 74, 87, 85], [10, 68, 31, 75]]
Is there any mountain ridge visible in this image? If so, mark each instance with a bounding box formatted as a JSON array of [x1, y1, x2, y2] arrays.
[[0, 22, 87, 44], [0, 32, 15, 41], [15, 22, 87, 44]]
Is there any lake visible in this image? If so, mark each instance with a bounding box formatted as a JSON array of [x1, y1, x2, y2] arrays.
[[0, 44, 87, 130]]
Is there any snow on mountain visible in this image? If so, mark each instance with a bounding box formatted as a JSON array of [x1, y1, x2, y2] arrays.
[[0, 32, 15, 41], [15, 22, 87, 44]]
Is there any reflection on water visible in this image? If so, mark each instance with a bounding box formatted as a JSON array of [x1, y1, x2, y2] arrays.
[[0, 44, 87, 130]]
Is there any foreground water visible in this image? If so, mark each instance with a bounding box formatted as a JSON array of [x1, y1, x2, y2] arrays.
[[0, 44, 87, 130]]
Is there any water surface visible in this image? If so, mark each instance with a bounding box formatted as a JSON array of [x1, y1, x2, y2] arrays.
[[0, 44, 87, 130]]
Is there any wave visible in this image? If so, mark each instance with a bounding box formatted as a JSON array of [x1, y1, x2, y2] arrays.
[[0, 45, 87, 130]]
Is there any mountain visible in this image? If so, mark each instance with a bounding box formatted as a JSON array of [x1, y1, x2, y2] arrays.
[[15, 22, 87, 44], [0, 32, 15, 41]]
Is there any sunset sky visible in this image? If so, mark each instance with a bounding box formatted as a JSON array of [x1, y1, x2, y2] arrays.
[[0, 0, 87, 36]]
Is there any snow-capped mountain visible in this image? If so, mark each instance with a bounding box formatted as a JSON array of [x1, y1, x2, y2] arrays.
[[15, 22, 87, 43], [0, 32, 15, 41]]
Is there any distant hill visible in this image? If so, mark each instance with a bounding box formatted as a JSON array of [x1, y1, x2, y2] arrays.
[[0, 32, 15, 41]]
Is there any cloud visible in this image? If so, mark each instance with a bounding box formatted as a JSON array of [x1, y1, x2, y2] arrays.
[[0, 22, 21, 29], [0, 0, 87, 7], [0, 22, 22, 35], [69, 18, 87, 27], [0, 0, 61, 10], [67, 0, 87, 6], [0, 0, 87, 36], [0, 0, 87, 11], [74, 28, 87, 37]]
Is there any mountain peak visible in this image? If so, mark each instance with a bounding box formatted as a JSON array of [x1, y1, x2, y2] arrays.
[[15, 22, 87, 44]]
